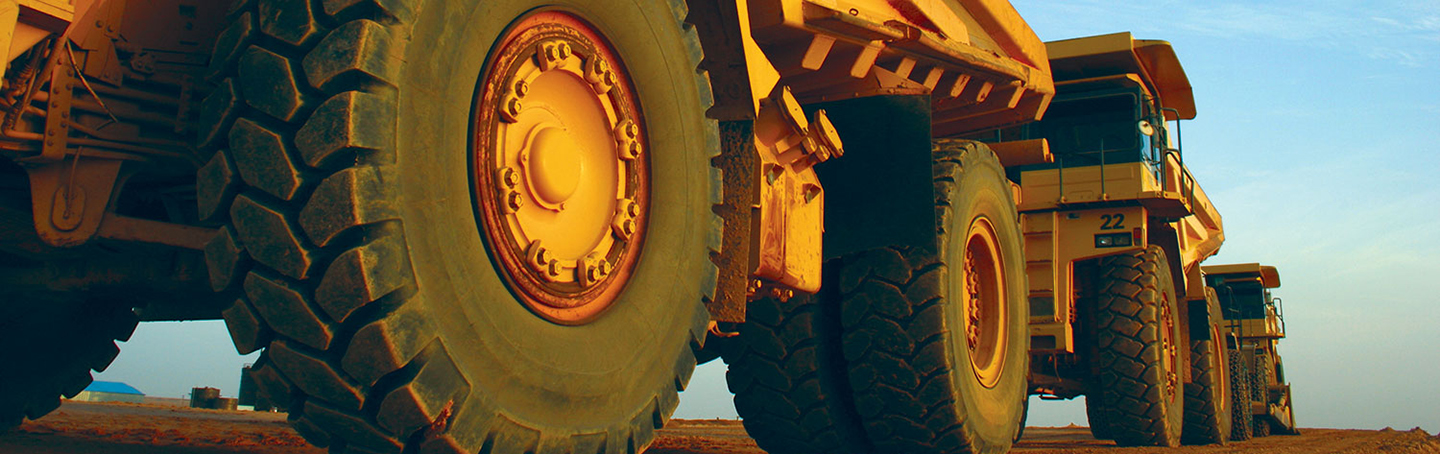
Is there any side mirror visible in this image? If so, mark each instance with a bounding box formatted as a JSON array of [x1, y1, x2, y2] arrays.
[[1137, 120, 1155, 136]]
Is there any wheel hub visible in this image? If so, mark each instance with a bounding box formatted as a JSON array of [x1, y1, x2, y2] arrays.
[[523, 125, 585, 208], [963, 217, 1007, 389], [472, 11, 648, 324], [1160, 296, 1178, 400]]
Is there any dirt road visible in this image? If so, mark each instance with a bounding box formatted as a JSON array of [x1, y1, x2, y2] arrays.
[[5, 402, 1437, 454]]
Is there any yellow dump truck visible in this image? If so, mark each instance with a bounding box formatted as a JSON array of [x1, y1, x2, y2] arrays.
[[971, 32, 1230, 447], [1204, 263, 1300, 438], [0, 1, 1060, 453]]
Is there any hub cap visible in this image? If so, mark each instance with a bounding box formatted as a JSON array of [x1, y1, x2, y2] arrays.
[[472, 11, 647, 325], [963, 217, 1008, 388], [1161, 295, 1179, 400]]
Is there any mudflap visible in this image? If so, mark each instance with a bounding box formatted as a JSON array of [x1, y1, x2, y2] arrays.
[[807, 95, 938, 258]]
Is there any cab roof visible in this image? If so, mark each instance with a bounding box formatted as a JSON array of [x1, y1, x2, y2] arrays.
[[1045, 32, 1196, 121], [1202, 263, 1281, 288]]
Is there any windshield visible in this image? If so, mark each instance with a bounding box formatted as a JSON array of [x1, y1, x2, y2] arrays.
[[1221, 285, 1268, 319], [1034, 92, 1143, 166]]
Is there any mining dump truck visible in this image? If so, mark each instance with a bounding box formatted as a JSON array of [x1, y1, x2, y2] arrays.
[[1204, 263, 1300, 438], [0, 0, 1058, 453], [970, 32, 1230, 447]]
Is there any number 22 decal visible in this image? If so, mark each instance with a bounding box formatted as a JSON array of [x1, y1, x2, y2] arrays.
[[1100, 213, 1126, 230]]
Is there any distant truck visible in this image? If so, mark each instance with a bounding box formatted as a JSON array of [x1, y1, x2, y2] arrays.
[[1204, 263, 1300, 437], [979, 32, 1233, 447]]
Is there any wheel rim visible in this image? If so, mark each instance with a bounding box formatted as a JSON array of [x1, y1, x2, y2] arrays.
[[963, 216, 1008, 389], [1213, 324, 1227, 411], [1160, 294, 1179, 402], [471, 10, 647, 325]]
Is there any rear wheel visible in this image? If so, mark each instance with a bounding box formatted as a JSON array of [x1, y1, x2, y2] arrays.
[[723, 290, 872, 454], [1181, 300, 1231, 445], [836, 139, 1029, 453], [1227, 348, 1253, 441], [1089, 245, 1184, 447], [1250, 355, 1273, 438], [1086, 396, 1111, 440], [199, 1, 718, 453]]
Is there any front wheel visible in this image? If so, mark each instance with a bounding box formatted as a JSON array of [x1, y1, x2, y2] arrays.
[[199, 1, 719, 453], [1089, 245, 1184, 446]]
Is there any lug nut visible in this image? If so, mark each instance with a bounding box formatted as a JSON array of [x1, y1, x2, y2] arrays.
[[513, 79, 530, 98], [526, 241, 552, 273], [500, 97, 522, 122], [622, 142, 642, 160], [504, 190, 524, 212], [579, 253, 612, 287], [539, 41, 571, 71], [498, 167, 520, 189], [618, 120, 639, 140], [612, 218, 635, 240], [615, 120, 642, 160], [587, 57, 614, 94]]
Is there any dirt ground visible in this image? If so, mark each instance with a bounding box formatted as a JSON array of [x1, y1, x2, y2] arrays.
[[4, 401, 1438, 454]]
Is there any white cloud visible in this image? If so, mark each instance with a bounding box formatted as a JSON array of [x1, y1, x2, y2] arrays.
[[1013, 0, 1438, 68]]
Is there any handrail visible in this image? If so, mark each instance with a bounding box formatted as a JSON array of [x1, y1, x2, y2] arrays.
[[1162, 150, 1197, 211]]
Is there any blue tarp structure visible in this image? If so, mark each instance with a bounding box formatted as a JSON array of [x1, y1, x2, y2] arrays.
[[83, 381, 144, 395]]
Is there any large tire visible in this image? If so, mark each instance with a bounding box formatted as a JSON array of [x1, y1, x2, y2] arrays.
[[1227, 349, 1253, 441], [1086, 396, 1111, 440], [1089, 245, 1184, 447], [1250, 355, 1272, 438], [1180, 316, 1230, 445], [835, 139, 1030, 453], [197, 1, 718, 453], [1015, 396, 1030, 442], [0, 297, 138, 428], [723, 290, 872, 454]]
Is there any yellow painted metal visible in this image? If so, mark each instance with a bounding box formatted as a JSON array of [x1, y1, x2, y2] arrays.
[[1238, 313, 1285, 339], [494, 36, 629, 280], [1046, 32, 1195, 120], [987, 138, 1052, 168], [751, 85, 844, 294], [963, 215, 1009, 388], [14, 0, 72, 36], [1206, 263, 1286, 339], [1023, 205, 1147, 353], [746, 0, 1054, 136], [1203, 263, 1282, 288], [472, 11, 651, 324], [698, 0, 1059, 302]]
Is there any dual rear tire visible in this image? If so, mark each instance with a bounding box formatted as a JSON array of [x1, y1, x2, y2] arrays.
[[725, 140, 1030, 454], [1181, 290, 1232, 446]]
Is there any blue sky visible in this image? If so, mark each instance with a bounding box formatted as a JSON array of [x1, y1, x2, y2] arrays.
[[99, 0, 1438, 435]]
